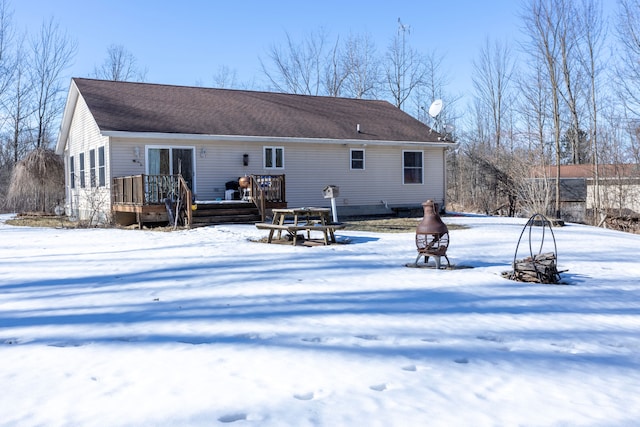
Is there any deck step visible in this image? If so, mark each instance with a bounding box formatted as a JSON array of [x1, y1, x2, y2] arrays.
[[190, 202, 261, 226]]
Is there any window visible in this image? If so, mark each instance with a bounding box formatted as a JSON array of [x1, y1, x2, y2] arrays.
[[79, 152, 86, 188], [98, 146, 105, 187], [70, 156, 75, 189], [350, 149, 365, 170], [264, 146, 284, 169], [89, 149, 96, 187], [403, 150, 423, 184]]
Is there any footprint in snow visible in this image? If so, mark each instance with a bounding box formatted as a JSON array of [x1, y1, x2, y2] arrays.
[[476, 335, 504, 343], [293, 392, 315, 401], [355, 334, 380, 341], [370, 383, 387, 392], [218, 413, 248, 423]]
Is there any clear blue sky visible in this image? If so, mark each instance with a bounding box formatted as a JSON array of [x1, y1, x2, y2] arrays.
[[12, 1, 535, 98]]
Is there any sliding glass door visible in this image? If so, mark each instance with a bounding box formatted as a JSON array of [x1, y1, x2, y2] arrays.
[[147, 147, 195, 191]]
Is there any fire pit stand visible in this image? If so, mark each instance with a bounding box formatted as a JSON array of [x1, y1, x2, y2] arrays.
[[414, 200, 450, 269], [506, 213, 563, 284]]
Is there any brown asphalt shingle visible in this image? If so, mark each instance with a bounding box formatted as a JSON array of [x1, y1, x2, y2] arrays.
[[73, 78, 446, 143]]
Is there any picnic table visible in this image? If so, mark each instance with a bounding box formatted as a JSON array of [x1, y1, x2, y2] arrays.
[[255, 207, 345, 245]]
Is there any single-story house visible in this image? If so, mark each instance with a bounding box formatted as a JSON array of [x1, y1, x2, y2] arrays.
[[55, 78, 454, 226]]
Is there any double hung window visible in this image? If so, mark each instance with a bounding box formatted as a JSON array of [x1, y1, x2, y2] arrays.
[[264, 146, 284, 169], [403, 151, 423, 184]]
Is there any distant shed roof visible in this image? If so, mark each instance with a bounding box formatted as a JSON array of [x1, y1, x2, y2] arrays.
[[70, 78, 446, 143], [543, 164, 640, 179]]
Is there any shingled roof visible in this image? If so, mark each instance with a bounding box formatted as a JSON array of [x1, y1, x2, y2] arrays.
[[68, 78, 445, 143]]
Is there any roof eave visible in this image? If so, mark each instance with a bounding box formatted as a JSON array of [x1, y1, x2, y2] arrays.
[[55, 80, 80, 155], [100, 130, 455, 147]]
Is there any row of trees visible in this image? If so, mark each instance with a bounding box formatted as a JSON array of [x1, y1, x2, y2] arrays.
[[450, 0, 640, 224], [258, 20, 455, 127], [0, 0, 147, 212], [0, 0, 75, 211]]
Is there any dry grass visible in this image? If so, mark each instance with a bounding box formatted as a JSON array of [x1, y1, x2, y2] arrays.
[[6, 214, 467, 233], [342, 216, 466, 233], [6, 213, 83, 228]]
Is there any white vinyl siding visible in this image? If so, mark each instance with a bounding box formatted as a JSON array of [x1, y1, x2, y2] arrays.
[[65, 95, 110, 221]]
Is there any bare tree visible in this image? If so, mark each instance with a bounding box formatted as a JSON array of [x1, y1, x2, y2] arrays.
[[323, 36, 348, 97], [212, 65, 238, 88], [7, 147, 64, 213], [342, 33, 381, 99], [260, 29, 329, 95], [92, 44, 146, 82], [577, 0, 606, 224], [615, 0, 640, 117], [6, 34, 33, 164], [522, 0, 565, 217], [0, 0, 14, 97], [413, 51, 460, 136], [472, 38, 515, 149], [384, 19, 427, 110], [29, 17, 76, 148]]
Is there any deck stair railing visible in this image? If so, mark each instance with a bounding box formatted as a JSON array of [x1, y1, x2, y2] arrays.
[[249, 174, 286, 221]]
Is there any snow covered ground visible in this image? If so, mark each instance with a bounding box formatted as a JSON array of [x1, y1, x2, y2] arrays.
[[1, 213, 639, 426]]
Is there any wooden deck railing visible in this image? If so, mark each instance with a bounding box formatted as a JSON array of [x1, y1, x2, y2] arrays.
[[111, 174, 192, 227], [249, 174, 286, 221], [112, 174, 285, 225]]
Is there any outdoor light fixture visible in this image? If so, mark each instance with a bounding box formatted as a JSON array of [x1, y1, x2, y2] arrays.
[[133, 146, 140, 159], [243, 153, 249, 166], [200, 147, 207, 158]]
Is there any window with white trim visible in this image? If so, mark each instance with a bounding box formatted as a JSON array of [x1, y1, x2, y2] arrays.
[[350, 149, 365, 170], [70, 156, 75, 189], [89, 148, 96, 187], [98, 146, 106, 187], [403, 150, 423, 184], [263, 146, 284, 169], [79, 152, 86, 188]]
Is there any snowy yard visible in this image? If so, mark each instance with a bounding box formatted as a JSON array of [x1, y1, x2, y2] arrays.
[[1, 213, 639, 426]]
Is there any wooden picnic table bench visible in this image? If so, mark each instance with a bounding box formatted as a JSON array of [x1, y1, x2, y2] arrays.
[[255, 207, 345, 245]]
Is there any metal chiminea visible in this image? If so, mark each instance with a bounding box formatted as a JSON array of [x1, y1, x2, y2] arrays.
[[414, 200, 450, 269]]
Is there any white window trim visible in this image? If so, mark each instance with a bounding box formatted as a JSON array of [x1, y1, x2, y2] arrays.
[[263, 146, 285, 169], [350, 148, 365, 170], [402, 150, 424, 185]]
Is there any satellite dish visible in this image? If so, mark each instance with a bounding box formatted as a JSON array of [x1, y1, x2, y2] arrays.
[[428, 99, 443, 118], [444, 123, 455, 133]]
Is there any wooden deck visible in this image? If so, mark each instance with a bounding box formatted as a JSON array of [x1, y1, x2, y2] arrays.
[[111, 174, 286, 228]]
